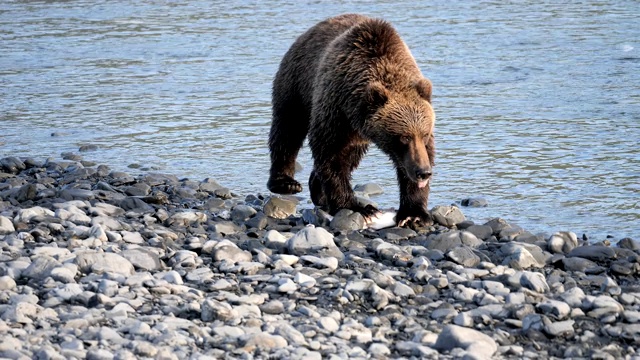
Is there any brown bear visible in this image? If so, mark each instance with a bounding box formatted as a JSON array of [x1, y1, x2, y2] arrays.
[[267, 14, 435, 226]]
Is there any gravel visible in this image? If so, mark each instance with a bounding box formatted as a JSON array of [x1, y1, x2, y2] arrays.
[[0, 155, 639, 359]]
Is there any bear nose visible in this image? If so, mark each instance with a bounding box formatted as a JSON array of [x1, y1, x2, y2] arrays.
[[415, 168, 432, 181]]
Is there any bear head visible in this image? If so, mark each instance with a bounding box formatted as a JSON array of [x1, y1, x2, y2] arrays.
[[364, 78, 435, 188]]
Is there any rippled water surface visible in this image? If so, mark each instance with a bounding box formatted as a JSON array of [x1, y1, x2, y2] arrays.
[[1, 1, 639, 240]]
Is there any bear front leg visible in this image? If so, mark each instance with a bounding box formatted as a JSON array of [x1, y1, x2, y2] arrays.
[[310, 149, 379, 219], [396, 168, 433, 227]]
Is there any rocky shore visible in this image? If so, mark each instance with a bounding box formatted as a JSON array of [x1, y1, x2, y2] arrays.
[[0, 154, 639, 360]]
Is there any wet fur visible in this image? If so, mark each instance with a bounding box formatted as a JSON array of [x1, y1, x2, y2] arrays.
[[268, 14, 436, 225]]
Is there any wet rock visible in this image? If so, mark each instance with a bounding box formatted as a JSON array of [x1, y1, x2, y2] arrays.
[[561, 256, 599, 272], [431, 205, 466, 227], [1, 157, 26, 174], [263, 197, 297, 219], [461, 197, 488, 207], [547, 231, 579, 254], [617, 237, 639, 251], [484, 218, 511, 236], [301, 207, 332, 227], [568, 245, 616, 262]]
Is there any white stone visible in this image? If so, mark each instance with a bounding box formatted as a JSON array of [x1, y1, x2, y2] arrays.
[[294, 272, 316, 288], [434, 324, 497, 360], [318, 316, 339, 333], [0, 215, 15, 235], [74, 251, 135, 276]]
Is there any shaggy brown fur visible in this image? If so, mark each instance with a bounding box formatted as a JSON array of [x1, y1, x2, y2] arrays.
[[267, 14, 436, 225]]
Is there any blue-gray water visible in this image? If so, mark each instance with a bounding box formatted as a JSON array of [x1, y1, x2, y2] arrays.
[[1, 1, 639, 241]]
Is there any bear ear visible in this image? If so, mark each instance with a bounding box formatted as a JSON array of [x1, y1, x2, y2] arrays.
[[415, 78, 432, 102], [366, 82, 389, 107]]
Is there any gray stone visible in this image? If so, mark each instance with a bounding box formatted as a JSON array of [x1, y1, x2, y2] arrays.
[[121, 248, 164, 271], [86, 348, 114, 360], [426, 231, 462, 252], [559, 287, 586, 308], [498, 242, 546, 269], [75, 252, 135, 276], [447, 246, 481, 267], [484, 218, 511, 235], [286, 225, 343, 259], [461, 197, 488, 207], [263, 197, 297, 219], [213, 240, 252, 264], [330, 209, 365, 231], [431, 205, 466, 227], [121, 231, 145, 244], [241, 332, 288, 351], [264, 229, 288, 250], [508, 271, 549, 293], [536, 299, 571, 320], [21, 255, 61, 281], [617, 237, 639, 251], [300, 255, 339, 271], [260, 300, 285, 315], [465, 225, 493, 240], [547, 231, 579, 254], [201, 298, 237, 322], [274, 323, 307, 346], [568, 245, 616, 262], [167, 211, 207, 226], [1, 156, 26, 174], [301, 207, 332, 227], [561, 256, 599, 272], [544, 320, 575, 337], [318, 316, 340, 333], [231, 204, 257, 222], [368, 343, 391, 358], [15, 183, 37, 202], [434, 324, 497, 360], [119, 197, 153, 212]]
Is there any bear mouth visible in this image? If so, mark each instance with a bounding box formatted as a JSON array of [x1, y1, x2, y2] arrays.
[[417, 179, 430, 188]]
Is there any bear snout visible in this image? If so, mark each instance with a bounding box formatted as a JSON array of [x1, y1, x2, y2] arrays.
[[413, 167, 432, 188], [415, 167, 432, 181]]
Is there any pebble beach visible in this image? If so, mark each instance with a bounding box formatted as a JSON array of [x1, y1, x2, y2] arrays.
[[0, 154, 639, 360]]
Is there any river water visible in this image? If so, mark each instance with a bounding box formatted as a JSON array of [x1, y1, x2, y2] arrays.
[[1, 0, 639, 241]]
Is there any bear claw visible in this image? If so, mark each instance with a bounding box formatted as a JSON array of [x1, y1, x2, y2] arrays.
[[267, 175, 302, 194]]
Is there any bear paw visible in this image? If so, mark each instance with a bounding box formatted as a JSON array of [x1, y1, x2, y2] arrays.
[[397, 209, 433, 229], [268, 175, 302, 194]]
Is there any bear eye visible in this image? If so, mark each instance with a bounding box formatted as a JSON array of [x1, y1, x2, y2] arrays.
[[400, 136, 411, 144]]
